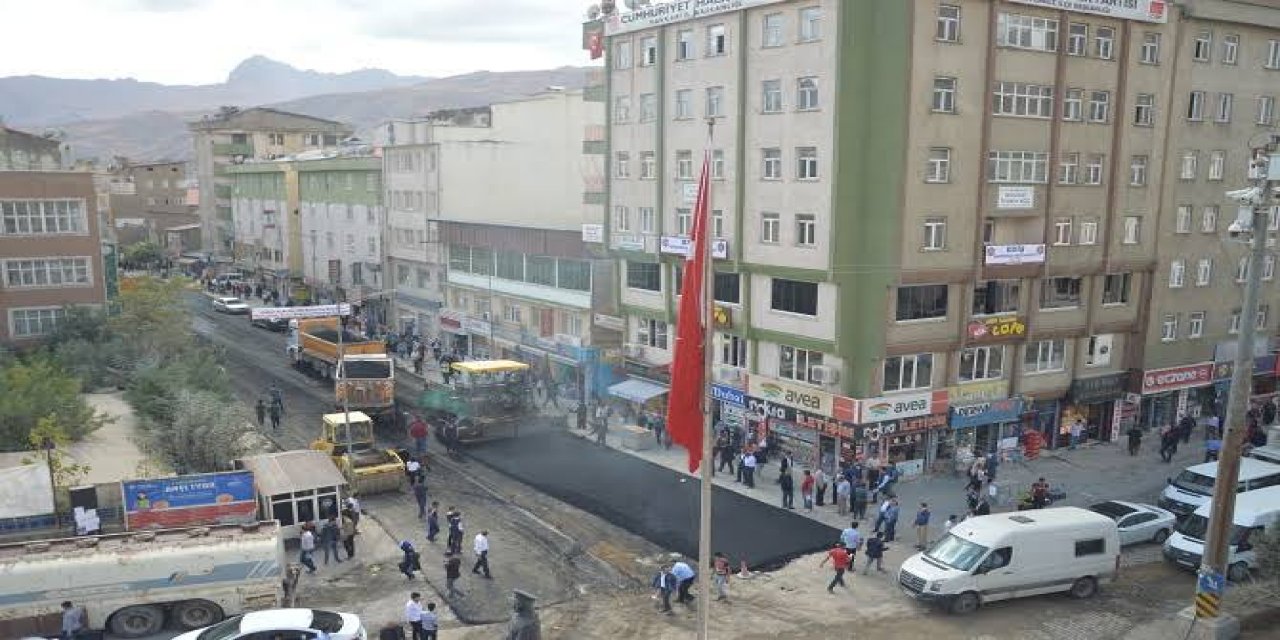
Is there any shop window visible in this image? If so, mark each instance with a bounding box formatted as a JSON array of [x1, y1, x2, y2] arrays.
[[896, 284, 948, 321], [271, 499, 296, 526], [972, 280, 1020, 315]]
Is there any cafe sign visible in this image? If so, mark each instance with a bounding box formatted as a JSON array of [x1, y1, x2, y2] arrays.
[[966, 316, 1027, 344], [1141, 362, 1215, 395]]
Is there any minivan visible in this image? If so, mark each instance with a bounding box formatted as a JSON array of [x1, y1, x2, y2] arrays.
[[1158, 457, 1280, 518], [898, 507, 1120, 614], [1163, 485, 1280, 582]]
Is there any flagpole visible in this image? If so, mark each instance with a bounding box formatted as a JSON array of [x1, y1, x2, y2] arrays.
[[696, 118, 716, 640]]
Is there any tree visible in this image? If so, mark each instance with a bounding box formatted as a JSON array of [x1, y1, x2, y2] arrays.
[[109, 276, 192, 360], [141, 390, 253, 473], [122, 241, 164, 270], [22, 416, 91, 489], [0, 356, 105, 450]]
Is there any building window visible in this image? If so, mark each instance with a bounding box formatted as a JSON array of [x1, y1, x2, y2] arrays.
[[1024, 339, 1066, 373], [1222, 34, 1239, 64], [640, 36, 657, 66], [614, 205, 631, 232], [1187, 91, 1205, 121], [711, 150, 726, 180], [1063, 88, 1084, 121], [639, 93, 656, 122], [1202, 206, 1219, 233], [707, 24, 727, 56], [9, 307, 65, 338], [1236, 256, 1250, 283], [762, 148, 782, 179], [1170, 259, 1186, 288], [1268, 40, 1280, 69], [1193, 30, 1212, 61], [626, 261, 660, 291], [1188, 312, 1205, 338], [998, 13, 1059, 52], [1160, 314, 1179, 342], [932, 77, 957, 113], [3, 257, 92, 288], [1085, 334, 1113, 367], [795, 214, 817, 247], [798, 77, 820, 111], [614, 152, 630, 178], [771, 278, 818, 316], [1180, 151, 1198, 180], [1230, 309, 1242, 334], [1095, 26, 1115, 59], [267, 133, 285, 145], [762, 79, 783, 113], [1067, 23, 1087, 56], [502, 304, 523, 324], [1216, 93, 1234, 123], [1102, 272, 1131, 304], [972, 279, 1020, 315], [762, 13, 784, 48], [714, 272, 741, 304], [1129, 155, 1148, 186], [797, 147, 819, 180], [639, 207, 656, 233], [636, 318, 669, 349], [926, 148, 952, 183], [896, 284, 949, 321], [676, 150, 694, 180], [1084, 154, 1105, 185], [799, 6, 822, 42], [923, 217, 947, 250], [674, 89, 693, 119], [987, 151, 1048, 183], [718, 333, 748, 368], [1088, 91, 1111, 122], [983, 219, 996, 245], [1053, 217, 1073, 246], [937, 4, 961, 42], [706, 87, 724, 117], [780, 345, 824, 383], [1, 200, 88, 235], [993, 81, 1054, 118], [1265, 255, 1276, 281], [613, 41, 632, 69], [1134, 93, 1155, 126], [1079, 219, 1098, 245], [1259, 306, 1271, 330], [1258, 96, 1276, 126], [761, 212, 781, 243], [712, 209, 725, 238], [1040, 277, 1082, 309], [613, 96, 630, 122], [640, 152, 656, 179], [1140, 32, 1161, 64], [959, 346, 1004, 382], [1122, 216, 1141, 244], [1176, 205, 1193, 233], [676, 29, 695, 60], [1207, 150, 1227, 181], [883, 353, 933, 392], [1196, 258, 1213, 286], [676, 208, 692, 236]]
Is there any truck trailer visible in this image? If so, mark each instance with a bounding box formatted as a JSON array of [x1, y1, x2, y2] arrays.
[[287, 317, 396, 424]]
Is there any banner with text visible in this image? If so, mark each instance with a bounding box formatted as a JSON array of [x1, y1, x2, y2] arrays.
[[1007, 0, 1169, 23], [251, 304, 352, 321], [122, 471, 257, 530], [605, 0, 789, 36]]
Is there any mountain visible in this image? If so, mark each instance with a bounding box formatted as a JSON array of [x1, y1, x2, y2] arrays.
[[46, 67, 593, 162], [0, 55, 429, 126]]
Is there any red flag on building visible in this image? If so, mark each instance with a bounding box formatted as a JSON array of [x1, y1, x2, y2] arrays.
[[665, 147, 712, 473], [588, 31, 604, 59]]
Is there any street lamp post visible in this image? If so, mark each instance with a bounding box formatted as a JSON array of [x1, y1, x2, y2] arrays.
[[1189, 138, 1278, 637]]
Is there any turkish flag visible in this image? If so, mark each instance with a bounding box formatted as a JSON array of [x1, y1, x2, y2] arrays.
[[588, 31, 604, 60], [665, 148, 712, 473]]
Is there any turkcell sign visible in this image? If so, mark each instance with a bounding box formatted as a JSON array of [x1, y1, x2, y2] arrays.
[[251, 304, 351, 320], [1007, 0, 1169, 23], [710, 384, 746, 407], [605, 0, 789, 36]]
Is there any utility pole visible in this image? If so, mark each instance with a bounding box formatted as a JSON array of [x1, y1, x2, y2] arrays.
[[1190, 137, 1278, 639]]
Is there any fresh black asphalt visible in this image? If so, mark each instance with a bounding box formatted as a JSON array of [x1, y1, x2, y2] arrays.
[[466, 430, 842, 570]]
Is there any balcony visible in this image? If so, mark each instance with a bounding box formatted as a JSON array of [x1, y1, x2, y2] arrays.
[[213, 142, 254, 157]]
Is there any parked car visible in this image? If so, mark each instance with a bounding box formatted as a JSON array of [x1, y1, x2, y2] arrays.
[[212, 296, 250, 314], [173, 608, 366, 640], [251, 315, 289, 331], [1088, 500, 1176, 545]]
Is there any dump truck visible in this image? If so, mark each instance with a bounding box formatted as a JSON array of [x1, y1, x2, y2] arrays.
[[311, 411, 405, 495], [0, 521, 292, 639], [287, 317, 396, 424], [422, 360, 536, 444]]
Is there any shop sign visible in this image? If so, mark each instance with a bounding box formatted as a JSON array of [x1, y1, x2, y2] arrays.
[[440, 317, 462, 330], [593, 313, 625, 332], [856, 412, 947, 441], [581, 223, 604, 243], [996, 185, 1035, 209], [605, 0, 789, 36], [947, 380, 1008, 405], [1141, 362, 1215, 394], [660, 235, 729, 259], [950, 398, 1024, 430], [1008, 0, 1168, 23], [615, 235, 645, 251], [462, 318, 491, 335], [1212, 355, 1277, 381], [713, 305, 732, 329], [769, 420, 818, 444], [710, 383, 745, 407], [858, 391, 934, 423], [966, 315, 1028, 344], [984, 244, 1046, 266], [746, 397, 856, 440], [747, 374, 858, 421], [1069, 372, 1129, 404], [898, 412, 949, 434]]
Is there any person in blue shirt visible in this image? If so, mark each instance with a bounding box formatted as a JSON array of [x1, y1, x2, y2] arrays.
[[651, 564, 676, 614], [839, 520, 862, 557], [882, 498, 901, 542], [670, 560, 697, 604]]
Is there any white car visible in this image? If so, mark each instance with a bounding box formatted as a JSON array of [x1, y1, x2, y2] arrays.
[[174, 609, 366, 640], [213, 296, 250, 314], [1088, 500, 1177, 545]]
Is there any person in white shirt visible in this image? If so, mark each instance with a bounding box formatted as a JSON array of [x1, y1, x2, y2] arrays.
[[299, 526, 317, 574], [742, 452, 758, 488], [404, 592, 424, 640], [419, 601, 439, 640], [471, 530, 492, 578]]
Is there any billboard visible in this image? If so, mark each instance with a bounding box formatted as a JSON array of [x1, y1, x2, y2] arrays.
[[250, 304, 352, 321], [1007, 0, 1168, 23], [605, 0, 789, 36], [122, 471, 257, 530]]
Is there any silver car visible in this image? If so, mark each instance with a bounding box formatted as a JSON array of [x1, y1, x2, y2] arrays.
[[1089, 500, 1177, 545], [212, 296, 250, 314]]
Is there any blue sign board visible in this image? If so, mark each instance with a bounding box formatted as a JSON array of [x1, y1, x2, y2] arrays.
[[950, 398, 1024, 429], [123, 471, 256, 512], [1198, 571, 1225, 595], [710, 384, 746, 407]]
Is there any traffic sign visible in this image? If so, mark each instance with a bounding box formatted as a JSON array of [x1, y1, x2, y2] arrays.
[[250, 304, 352, 321], [1197, 570, 1225, 595]]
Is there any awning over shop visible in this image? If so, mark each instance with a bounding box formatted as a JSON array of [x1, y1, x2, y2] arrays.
[[237, 450, 347, 496], [608, 378, 669, 403]]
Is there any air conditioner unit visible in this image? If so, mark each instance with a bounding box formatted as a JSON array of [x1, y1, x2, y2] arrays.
[[623, 343, 645, 359], [809, 365, 839, 385], [715, 365, 743, 383]]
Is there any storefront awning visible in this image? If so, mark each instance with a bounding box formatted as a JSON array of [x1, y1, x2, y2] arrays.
[[237, 450, 347, 496], [608, 378, 669, 404]]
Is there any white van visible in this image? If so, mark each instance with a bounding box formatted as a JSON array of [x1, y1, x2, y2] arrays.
[[1158, 457, 1280, 518], [1163, 485, 1280, 582], [898, 507, 1120, 614]]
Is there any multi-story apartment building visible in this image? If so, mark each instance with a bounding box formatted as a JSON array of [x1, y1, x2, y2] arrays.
[[379, 89, 614, 397], [226, 152, 385, 320], [108, 161, 198, 246], [189, 107, 352, 258], [588, 0, 1280, 476], [0, 127, 67, 171], [0, 159, 108, 345]]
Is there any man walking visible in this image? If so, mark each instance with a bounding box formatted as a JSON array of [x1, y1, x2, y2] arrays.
[[409, 415, 429, 458], [299, 524, 317, 574], [800, 470, 816, 511], [267, 401, 282, 432], [852, 480, 869, 520], [862, 532, 888, 574], [425, 502, 440, 543], [779, 468, 795, 509], [443, 553, 464, 598], [1127, 424, 1143, 456], [914, 502, 931, 550], [883, 498, 901, 542], [1179, 412, 1197, 445], [819, 542, 851, 593], [652, 564, 676, 613], [712, 551, 731, 602], [814, 468, 828, 507], [412, 479, 429, 519], [254, 398, 266, 428], [1069, 418, 1084, 450], [840, 521, 862, 558], [835, 475, 851, 516], [742, 450, 757, 488], [471, 530, 492, 578], [404, 592, 425, 640], [446, 508, 464, 555], [60, 601, 84, 640], [340, 508, 357, 559], [320, 516, 343, 564], [419, 602, 438, 640], [671, 560, 697, 604]]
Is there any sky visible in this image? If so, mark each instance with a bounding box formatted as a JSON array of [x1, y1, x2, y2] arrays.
[[0, 0, 593, 84]]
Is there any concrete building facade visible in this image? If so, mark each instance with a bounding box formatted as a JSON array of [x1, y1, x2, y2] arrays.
[[108, 161, 198, 247]]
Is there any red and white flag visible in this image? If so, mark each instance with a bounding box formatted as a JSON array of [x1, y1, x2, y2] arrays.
[[665, 146, 712, 473]]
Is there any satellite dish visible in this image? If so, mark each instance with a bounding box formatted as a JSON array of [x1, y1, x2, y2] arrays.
[[587, 4, 601, 19]]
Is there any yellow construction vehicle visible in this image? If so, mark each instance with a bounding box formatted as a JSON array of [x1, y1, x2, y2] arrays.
[[311, 411, 405, 496]]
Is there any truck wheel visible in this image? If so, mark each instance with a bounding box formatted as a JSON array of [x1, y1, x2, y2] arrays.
[[109, 605, 165, 637], [1069, 576, 1098, 599], [949, 592, 980, 615], [173, 599, 224, 630]]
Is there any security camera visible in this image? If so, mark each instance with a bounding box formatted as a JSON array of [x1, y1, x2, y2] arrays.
[[1226, 186, 1263, 205]]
